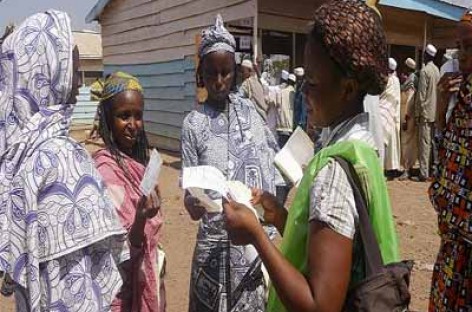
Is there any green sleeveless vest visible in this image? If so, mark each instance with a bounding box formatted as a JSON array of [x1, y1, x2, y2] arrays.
[[267, 140, 400, 312]]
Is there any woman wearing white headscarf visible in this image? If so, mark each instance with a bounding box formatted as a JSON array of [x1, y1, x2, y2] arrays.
[[0, 11, 127, 311]]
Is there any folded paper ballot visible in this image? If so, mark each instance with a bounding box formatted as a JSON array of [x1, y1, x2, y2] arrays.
[[140, 149, 163, 197], [182, 166, 264, 219], [274, 127, 314, 185]]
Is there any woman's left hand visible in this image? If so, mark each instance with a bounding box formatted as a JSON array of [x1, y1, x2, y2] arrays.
[[138, 188, 161, 220], [223, 198, 264, 246]]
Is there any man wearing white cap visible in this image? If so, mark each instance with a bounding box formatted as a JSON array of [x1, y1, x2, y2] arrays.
[[240, 59, 269, 121], [293, 67, 308, 131], [399, 57, 419, 180], [280, 70, 289, 86], [275, 71, 296, 147], [414, 43, 440, 181], [380, 57, 402, 175]]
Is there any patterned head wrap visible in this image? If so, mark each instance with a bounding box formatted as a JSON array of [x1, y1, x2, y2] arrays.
[[198, 14, 236, 58], [311, 0, 388, 95], [0, 10, 126, 302], [101, 71, 143, 102]]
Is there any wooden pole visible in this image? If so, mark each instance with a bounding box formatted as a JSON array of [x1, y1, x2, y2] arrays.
[[422, 15, 428, 64], [292, 32, 296, 69], [253, 0, 258, 65]]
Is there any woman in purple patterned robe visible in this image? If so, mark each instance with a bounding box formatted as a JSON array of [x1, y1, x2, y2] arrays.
[[0, 10, 128, 312]]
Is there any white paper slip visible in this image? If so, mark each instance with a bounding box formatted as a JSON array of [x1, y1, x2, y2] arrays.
[[140, 149, 163, 197], [227, 181, 264, 220], [274, 127, 314, 185], [182, 166, 263, 219], [182, 166, 229, 196]]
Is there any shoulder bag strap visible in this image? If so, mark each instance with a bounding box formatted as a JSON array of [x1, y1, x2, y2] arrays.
[[333, 156, 384, 276]]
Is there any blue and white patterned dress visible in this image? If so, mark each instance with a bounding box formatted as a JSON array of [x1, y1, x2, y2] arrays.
[[0, 11, 127, 311], [182, 93, 281, 312]]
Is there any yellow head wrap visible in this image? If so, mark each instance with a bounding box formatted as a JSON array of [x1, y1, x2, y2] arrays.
[[101, 71, 143, 102]]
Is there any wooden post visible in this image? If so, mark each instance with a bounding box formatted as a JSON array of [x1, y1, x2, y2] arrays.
[[253, 0, 258, 64], [292, 32, 296, 69], [422, 15, 428, 64], [415, 47, 419, 66]]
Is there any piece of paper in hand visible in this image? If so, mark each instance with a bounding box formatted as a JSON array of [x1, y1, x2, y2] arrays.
[[182, 166, 228, 195], [227, 181, 264, 220], [274, 127, 314, 185], [140, 149, 163, 197], [182, 166, 264, 219]]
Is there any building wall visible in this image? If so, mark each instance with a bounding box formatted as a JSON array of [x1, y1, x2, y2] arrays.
[[258, 0, 314, 33], [381, 6, 430, 47], [72, 86, 99, 125], [99, 0, 256, 150], [432, 18, 457, 48], [80, 59, 104, 73], [258, 1, 457, 50]]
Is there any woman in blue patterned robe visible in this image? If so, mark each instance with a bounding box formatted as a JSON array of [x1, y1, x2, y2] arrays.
[[182, 15, 281, 312]]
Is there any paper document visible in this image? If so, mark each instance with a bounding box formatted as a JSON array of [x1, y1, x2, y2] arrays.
[[140, 149, 163, 197], [187, 187, 223, 213], [274, 127, 314, 185], [182, 166, 264, 219], [182, 166, 228, 195]]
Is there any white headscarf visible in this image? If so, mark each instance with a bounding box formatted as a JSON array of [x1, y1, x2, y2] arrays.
[[198, 14, 236, 58], [0, 10, 74, 157], [0, 10, 125, 304]]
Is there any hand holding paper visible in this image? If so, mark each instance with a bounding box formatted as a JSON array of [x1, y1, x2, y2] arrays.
[[181, 166, 264, 219]]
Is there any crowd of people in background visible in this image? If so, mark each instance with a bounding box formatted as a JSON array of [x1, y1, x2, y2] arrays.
[[1, 0, 472, 311], [237, 37, 453, 186]]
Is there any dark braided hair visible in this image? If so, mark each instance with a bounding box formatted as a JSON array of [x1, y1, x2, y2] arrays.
[[311, 0, 388, 96], [98, 94, 150, 186]]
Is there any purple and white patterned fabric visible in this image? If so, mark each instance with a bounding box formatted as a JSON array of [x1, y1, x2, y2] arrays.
[[0, 11, 128, 311]]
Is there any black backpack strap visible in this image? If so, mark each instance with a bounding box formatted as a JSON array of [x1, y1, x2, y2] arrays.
[[332, 156, 384, 276]]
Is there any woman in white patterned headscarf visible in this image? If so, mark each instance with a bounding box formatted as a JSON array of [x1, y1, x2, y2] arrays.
[[0, 11, 128, 311], [182, 15, 282, 312]]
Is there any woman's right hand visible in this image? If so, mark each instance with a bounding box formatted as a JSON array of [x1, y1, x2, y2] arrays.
[[438, 73, 462, 95], [437, 73, 462, 129], [184, 191, 206, 221], [251, 189, 287, 233]]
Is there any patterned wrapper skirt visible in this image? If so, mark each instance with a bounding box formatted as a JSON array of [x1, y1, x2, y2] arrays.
[[429, 236, 472, 312]]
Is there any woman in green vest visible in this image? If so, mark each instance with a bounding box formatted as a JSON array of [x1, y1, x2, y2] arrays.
[[223, 1, 400, 311]]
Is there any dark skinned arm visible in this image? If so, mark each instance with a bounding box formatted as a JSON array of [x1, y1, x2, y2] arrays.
[[436, 74, 462, 132], [252, 189, 288, 234], [129, 205, 147, 248], [252, 221, 352, 312], [129, 189, 161, 248]]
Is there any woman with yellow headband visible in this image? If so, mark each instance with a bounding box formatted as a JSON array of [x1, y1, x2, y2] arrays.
[[429, 10, 472, 312], [93, 72, 166, 312]]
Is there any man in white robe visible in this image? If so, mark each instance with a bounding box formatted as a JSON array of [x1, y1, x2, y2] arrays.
[[380, 58, 402, 173]]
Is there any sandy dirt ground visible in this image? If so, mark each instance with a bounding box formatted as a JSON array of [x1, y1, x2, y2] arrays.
[[1, 133, 440, 312]]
